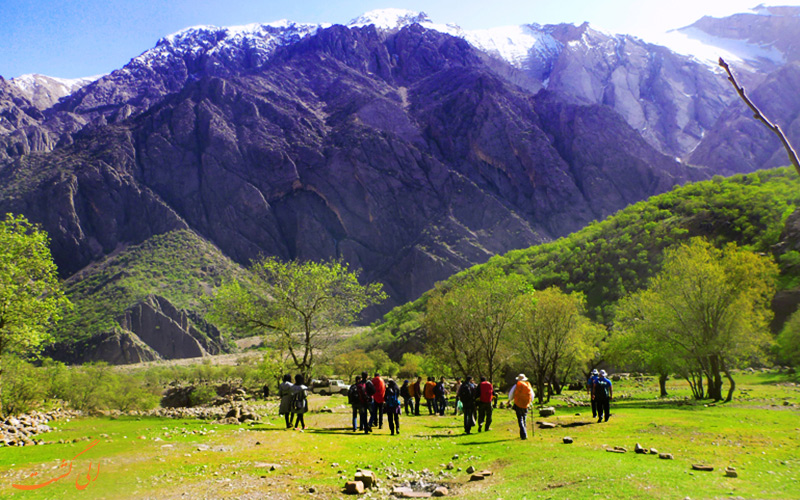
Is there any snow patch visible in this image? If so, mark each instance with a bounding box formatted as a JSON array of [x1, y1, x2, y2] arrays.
[[651, 26, 785, 70], [348, 8, 431, 29]]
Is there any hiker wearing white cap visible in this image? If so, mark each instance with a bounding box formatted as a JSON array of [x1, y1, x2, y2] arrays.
[[508, 374, 534, 440], [588, 369, 600, 418], [593, 369, 613, 423]]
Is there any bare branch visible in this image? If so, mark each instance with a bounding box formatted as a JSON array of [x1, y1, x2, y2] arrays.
[[719, 58, 800, 176]]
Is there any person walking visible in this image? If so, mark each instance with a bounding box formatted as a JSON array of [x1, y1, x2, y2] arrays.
[[593, 369, 613, 423], [508, 374, 534, 440], [348, 375, 362, 432], [278, 374, 294, 429], [356, 373, 373, 434], [477, 376, 493, 432], [434, 376, 447, 416], [452, 377, 462, 415], [412, 377, 422, 416], [400, 380, 412, 416], [371, 373, 386, 429], [424, 377, 436, 415], [384, 380, 402, 435], [587, 369, 599, 419], [290, 374, 309, 430], [458, 376, 477, 434]]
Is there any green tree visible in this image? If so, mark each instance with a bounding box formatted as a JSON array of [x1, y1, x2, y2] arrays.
[[617, 238, 777, 402], [513, 287, 600, 404], [776, 309, 800, 367], [0, 214, 70, 416], [209, 258, 386, 380], [424, 271, 526, 383], [333, 349, 374, 382]]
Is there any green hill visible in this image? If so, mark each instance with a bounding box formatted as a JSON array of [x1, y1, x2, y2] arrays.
[[371, 167, 800, 352], [56, 229, 247, 346]]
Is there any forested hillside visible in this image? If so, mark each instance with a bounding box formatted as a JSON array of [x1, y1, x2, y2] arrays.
[[371, 167, 800, 352]]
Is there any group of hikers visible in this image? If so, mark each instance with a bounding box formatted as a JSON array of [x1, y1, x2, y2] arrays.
[[276, 370, 612, 439]]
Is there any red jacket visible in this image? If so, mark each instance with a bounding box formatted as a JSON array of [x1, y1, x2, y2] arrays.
[[478, 381, 493, 403], [372, 376, 386, 404]]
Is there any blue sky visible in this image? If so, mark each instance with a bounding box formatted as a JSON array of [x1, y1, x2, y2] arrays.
[[2, 0, 799, 79]]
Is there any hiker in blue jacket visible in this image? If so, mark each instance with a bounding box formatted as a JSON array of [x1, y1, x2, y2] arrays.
[[587, 369, 599, 418], [593, 369, 613, 423]]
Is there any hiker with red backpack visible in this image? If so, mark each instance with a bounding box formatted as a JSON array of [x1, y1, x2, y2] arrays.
[[370, 373, 386, 429]]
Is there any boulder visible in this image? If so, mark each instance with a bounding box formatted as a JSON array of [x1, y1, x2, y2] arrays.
[[692, 464, 714, 471], [563, 436, 573, 444], [538, 421, 557, 429], [354, 470, 377, 489], [539, 407, 556, 417], [433, 486, 449, 496], [345, 481, 365, 494], [659, 453, 673, 460], [635, 443, 647, 454], [725, 467, 738, 478]]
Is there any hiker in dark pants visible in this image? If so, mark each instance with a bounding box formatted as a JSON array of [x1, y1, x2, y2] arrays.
[[356, 372, 373, 433], [385, 380, 402, 435], [401, 380, 412, 416], [348, 376, 362, 431], [508, 374, 534, 440], [477, 376, 493, 432], [588, 369, 599, 419], [278, 374, 294, 429], [424, 377, 436, 415], [412, 377, 422, 415], [593, 369, 613, 423], [434, 377, 447, 416], [458, 376, 477, 434]]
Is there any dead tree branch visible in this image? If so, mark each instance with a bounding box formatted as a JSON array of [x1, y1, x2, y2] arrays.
[[719, 57, 800, 176]]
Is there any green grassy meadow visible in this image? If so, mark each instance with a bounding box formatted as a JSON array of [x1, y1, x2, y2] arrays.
[[2, 372, 798, 499]]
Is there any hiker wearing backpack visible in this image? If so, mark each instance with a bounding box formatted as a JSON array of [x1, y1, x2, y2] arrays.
[[593, 369, 613, 423], [412, 377, 422, 415], [385, 379, 402, 435], [458, 376, 478, 434], [477, 376, 493, 432], [508, 374, 534, 440], [452, 377, 462, 415], [434, 377, 447, 416], [587, 369, 599, 418], [349, 376, 362, 432], [371, 373, 386, 429], [278, 374, 294, 429], [423, 377, 436, 415], [358, 371, 375, 433], [400, 380, 412, 416], [290, 374, 309, 430]]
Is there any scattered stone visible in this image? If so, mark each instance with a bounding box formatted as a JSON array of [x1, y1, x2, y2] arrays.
[[725, 467, 738, 478], [354, 470, 377, 489], [649, 448, 658, 455], [659, 453, 673, 460], [538, 421, 557, 429], [452, 454, 459, 460], [469, 474, 485, 482], [539, 407, 556, 417], [345, 481, 365, 494], [635, 443, 647, 454], [563, 436, 573, 444], [606, 447, 627, 453], [432, 486, 449, 496], [445, 462, 454, 470], [692, 464, 714, 471], [309, 486, 317, 493], [466, 465, 476, 474]]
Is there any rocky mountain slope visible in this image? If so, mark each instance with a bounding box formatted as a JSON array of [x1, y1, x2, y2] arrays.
[[0, 7, 797, 362]]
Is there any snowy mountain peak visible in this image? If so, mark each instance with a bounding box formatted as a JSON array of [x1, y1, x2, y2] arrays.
[[9, 73, 102, 109], [348, 9, 431, 30]]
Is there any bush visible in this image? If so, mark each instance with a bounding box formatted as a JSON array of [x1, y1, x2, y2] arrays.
[[0, 356, 44, 416], [188, 385, 217, 407]]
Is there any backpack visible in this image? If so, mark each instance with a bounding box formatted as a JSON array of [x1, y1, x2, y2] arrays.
[[385, 389, 400, 408], [400, 384, 410, 399], [434, 382, 445, 397], [347, 384, 359, 405], [356, 382, 370, 405], [292, 388, 306, 411], [596, 379, 611, 400], [365, 380, 376, 397]]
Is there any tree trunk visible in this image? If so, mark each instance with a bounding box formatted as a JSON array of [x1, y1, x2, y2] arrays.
[[722, 359, 736, 403], [658, 372, 669, 397], [707, 355, 723, 401], [0, 363, 3, 417]]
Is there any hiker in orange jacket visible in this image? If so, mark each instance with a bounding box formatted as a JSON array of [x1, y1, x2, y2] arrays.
[[508, 373, 534, 440], [423, 377, 437, 415]]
